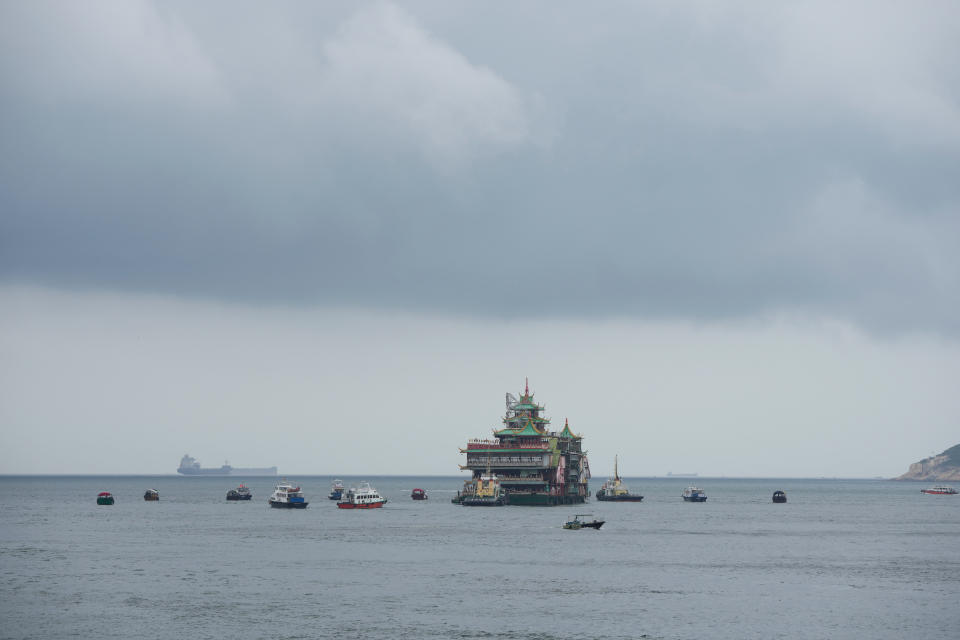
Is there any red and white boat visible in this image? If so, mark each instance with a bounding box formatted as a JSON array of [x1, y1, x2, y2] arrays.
[[921, 485, 957, 495], [337, 482, 387, 509]]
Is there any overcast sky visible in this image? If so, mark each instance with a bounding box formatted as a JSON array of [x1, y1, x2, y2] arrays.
[[1, 1, 958, 476]]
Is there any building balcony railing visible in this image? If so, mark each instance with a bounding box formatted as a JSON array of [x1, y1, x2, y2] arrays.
[[465, 439, 549, 451], [496, 476, 548, 484], [465, 457, 547, 468]]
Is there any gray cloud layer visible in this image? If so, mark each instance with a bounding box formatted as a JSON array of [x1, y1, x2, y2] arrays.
[[2, 1, 958, 333]]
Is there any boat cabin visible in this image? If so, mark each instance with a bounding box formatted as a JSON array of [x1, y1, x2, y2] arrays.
[[344, 482, 384, 504]]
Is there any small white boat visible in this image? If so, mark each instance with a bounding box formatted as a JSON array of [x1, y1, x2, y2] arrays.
[[337, 482, 387, 509], [682, 486, 708, 502], [268, 480, 308, 508]]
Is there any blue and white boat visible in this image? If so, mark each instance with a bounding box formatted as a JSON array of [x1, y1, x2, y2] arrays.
[[268, 480, 308, 509], [682, 486, 708, 502], [328, 479, 344, 500]]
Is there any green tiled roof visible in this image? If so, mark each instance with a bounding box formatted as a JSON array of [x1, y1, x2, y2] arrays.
[[495, 421, 545, 437], [559, 424, 581, 439], [515, 422, 542, 436]]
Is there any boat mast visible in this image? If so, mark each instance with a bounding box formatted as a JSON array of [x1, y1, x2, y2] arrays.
[[614, 455, 619, 482]]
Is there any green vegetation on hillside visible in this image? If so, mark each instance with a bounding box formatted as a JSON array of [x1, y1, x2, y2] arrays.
[[940, 443, 960, 464]]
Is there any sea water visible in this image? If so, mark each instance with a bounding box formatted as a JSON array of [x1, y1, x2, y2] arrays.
[[0, 476, 957, 639]]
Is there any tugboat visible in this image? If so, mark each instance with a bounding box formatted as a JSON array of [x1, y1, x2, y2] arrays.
[[96, 491, 115, 505], [460, 459, 508, 506], [563, 514, 605, 530], [143, 489, 159, 501], [772, 490, 787, 503], [595, 456, 644, 502], [411, 488, 428, 500], [682, 486, 708, 502], [337, 482, 387, 509], [227, 484, 252, 501], [921, 485, 958, 495], [328, 479, 344, 500], [457, 380, 590, 506], [268, 480, 308, 508]]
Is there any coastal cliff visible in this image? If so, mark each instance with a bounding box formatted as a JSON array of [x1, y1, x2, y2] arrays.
[[895, 444, 960, 481]]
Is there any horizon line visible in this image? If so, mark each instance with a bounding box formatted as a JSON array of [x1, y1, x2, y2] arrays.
[[0, 473, 902, 480]]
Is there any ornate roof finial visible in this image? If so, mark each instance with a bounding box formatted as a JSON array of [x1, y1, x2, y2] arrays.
[[525, 377, 529, 396]]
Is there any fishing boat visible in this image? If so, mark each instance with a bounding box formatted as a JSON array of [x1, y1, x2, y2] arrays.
[[682, 486, 708, 502], [328, 479, 344, 500], [143, 489, 159, 501], [227, 484, 252, 501], [268, 480, 308, 508], [772, 490, 787, 503], [411, 488, 428, 500], [563, 514, 604, 530], [594, 456, 643, 502], [96, 491, 114, 505], [920, 485, 958, 495], [337, 482, 387, 509]]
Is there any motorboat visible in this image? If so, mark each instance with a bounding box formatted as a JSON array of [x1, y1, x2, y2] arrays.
[[227, 484, 252, 501], [921, 485, 958, 495], [563, 514, 604, 530], [411, 488, 428, 500], [337, 482, 387, 509], [328, 479, 344, 500], [682, 486, 708, 502], [772, 490, 787, 503], [96, 491, 115, 505], [268, 480, 308, 508], [143, 489, 159, 501]]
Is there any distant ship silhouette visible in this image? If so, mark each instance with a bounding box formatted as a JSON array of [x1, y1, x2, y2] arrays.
[[177, 454, 277, 476]]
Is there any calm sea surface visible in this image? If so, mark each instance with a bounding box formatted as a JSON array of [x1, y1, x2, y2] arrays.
[[1, 476, 957, 639]]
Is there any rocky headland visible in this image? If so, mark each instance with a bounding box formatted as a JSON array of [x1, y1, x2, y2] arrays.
[[895, 443, 960, 481]]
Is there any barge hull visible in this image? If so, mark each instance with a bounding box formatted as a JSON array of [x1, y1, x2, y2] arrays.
[[508, 494, 585, 506]]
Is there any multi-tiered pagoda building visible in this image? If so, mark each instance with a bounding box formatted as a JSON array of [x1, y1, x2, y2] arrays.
[[458, 380, 590, 505]]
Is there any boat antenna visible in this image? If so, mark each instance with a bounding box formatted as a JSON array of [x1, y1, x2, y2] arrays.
[[615, 455, 619, 481]]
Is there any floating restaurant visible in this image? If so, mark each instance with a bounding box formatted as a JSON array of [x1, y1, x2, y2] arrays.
[[456, 380, 590, 506]]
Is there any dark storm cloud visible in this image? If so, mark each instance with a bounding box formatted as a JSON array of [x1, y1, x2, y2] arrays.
[[1, 1, 958, 333]]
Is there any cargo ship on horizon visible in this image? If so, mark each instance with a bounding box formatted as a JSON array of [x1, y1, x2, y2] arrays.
[[177, 454, 277, 476], [455, 380, 590, 506]]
